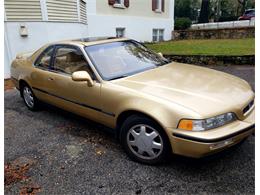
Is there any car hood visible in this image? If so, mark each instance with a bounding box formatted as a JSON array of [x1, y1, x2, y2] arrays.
[[112, 62, 254, 119]]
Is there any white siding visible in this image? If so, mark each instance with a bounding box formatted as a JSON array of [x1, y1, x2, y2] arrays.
[[4, 22, 89, 78], [4, 0, 42, 21], [46, 0, 78, 22], [87, 14, 173, 42], [80, 0, 87, 23]]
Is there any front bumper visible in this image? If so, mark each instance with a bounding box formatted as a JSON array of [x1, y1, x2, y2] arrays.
[[167, 109, 255, 158]]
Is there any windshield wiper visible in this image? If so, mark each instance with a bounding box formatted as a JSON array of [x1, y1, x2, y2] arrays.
[[160, 61, 170, 66], [109, 75, 129, 81]]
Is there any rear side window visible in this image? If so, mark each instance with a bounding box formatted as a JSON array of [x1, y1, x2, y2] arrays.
[[53, 47, 91, 75], [35, 47, 54, 69]]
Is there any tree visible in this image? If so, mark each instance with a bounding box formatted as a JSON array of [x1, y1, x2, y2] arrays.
[[209, 0, 241, 22], [237, 0, 247, 15], [198, 0, 210, 23], [237, 0, 254, 15], [174, 0, 200, 21], [174, 0, 192, 19], [246, 0, 255, 9]]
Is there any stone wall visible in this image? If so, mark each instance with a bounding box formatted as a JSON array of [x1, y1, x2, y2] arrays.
[[173, 27, 255, 40], [164, 55, 254, 65]]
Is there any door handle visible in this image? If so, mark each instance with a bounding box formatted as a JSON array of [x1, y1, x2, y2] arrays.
[[48, 77, 54, 81]]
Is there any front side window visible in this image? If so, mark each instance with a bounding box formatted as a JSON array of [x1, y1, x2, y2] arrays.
[[85, 40, 169, 80], [35, 46, 54, 69], [53, 47, 91, 75]]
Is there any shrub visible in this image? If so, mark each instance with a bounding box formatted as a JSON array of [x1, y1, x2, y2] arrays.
[[174, 17, 192, 30], [218, 16, 239, 22]]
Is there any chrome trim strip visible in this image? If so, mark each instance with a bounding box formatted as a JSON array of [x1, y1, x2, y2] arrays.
[[32, 87, 115, 117]]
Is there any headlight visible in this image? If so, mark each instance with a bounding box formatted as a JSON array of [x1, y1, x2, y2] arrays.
[[178, 113, 237, 131]]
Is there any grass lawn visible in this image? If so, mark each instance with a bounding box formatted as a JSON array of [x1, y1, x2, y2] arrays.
[[145, 38, 255, 56]]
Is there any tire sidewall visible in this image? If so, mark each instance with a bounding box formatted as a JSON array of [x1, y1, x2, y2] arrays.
[[120, 115, 171, 165]]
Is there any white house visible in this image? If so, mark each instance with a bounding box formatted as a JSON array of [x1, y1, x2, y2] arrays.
[[4, 0, 174, 78]]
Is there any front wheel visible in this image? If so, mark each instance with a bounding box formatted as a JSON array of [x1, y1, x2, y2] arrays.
[[120, 115, 170, 165]]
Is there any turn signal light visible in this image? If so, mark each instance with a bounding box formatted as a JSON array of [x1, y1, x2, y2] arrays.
[[178, 120, 193, 131]]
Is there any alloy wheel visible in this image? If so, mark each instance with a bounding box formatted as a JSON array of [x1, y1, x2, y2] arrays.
[[23, 86, 34, 108]]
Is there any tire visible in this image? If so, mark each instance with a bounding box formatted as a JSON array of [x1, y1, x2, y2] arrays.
[[120, 115, 171, 165], [21, 84, 40, 111]]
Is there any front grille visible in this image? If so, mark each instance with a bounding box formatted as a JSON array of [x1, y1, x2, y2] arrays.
[[243, 100, 254, 114]]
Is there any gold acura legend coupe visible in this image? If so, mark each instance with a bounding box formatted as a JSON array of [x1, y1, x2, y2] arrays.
[[11, 37, 255, 164]]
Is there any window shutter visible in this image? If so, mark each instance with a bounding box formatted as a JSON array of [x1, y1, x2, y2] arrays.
[[4, 0, 42, 21], [47, 0, 78, 22], [108, 0, 115, 5], [124, 0, 129, 7], [80, 0, 87, 24], [161, 0, 165, 12], [152, 0, 156, 11]]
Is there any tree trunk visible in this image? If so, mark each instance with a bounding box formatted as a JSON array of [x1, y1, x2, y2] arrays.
[[198, 0, 210, 23], [238, 0, 247, 15]]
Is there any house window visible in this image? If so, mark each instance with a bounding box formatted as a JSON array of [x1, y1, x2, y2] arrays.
[[115, 0, 124, 5], [152, 29, 164, 42], [116, 28, 125, 38], [159, 29, 164, 41], [155, 0, 162, 12], [152, 0, 164, 12], [109, 0, 129, 8]]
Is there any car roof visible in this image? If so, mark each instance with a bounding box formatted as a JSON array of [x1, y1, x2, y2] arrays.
[[54, 37, 130, 47]]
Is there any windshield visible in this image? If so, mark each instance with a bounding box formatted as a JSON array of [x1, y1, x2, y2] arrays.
[[85, 40, 169, 80]]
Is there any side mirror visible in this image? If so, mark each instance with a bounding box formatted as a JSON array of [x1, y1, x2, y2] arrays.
[[72, 71, 94, 87], [157, 52, 163, 57]]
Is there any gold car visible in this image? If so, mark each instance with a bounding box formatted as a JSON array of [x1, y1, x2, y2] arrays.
[[11, 37, 255, 164]]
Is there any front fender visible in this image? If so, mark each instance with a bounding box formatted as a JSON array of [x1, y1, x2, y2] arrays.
[[101, 82, 201, 129], [115, 95, 201, 129]]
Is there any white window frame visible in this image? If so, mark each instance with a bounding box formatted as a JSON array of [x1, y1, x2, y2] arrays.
[[159, 29, 164, 41], [116, 28, 125, 38], [153, 29, 158, 42], [152, 29, 164, 42], [113, 0, 125, 9]]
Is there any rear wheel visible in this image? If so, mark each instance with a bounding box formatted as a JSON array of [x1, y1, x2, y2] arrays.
[[120, 115, 170, 165], [21, 84, 39, 111]]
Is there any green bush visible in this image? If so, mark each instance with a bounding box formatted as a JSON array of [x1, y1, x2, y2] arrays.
[[174, 17, 192, 30], [218, 16, 238, 22]]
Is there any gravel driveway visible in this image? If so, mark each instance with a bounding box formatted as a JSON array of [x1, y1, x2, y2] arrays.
[[5, 65, 255, 194]]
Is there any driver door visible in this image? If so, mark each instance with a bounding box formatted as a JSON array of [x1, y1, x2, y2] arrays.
[[46, 45, 102, 121]]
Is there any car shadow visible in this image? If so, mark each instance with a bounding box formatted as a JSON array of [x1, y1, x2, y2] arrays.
[[39, 101, 253, 169]]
